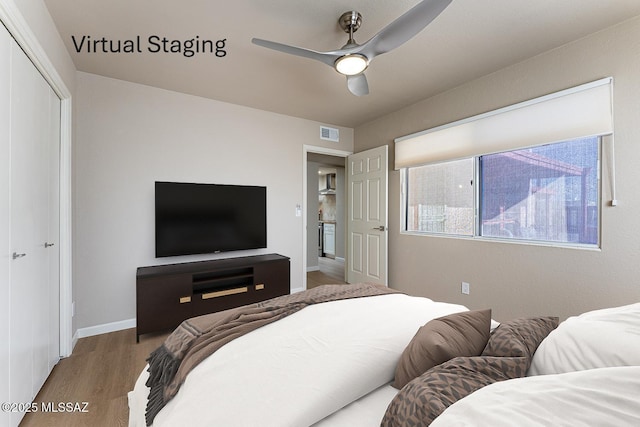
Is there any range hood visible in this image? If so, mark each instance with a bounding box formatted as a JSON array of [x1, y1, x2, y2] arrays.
[[319, 173, 336, 195]]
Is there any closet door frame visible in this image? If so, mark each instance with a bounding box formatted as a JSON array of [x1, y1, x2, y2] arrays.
[[0, 1, 73, 357]]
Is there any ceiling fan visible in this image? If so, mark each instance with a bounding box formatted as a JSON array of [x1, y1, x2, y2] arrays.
[[252, 0, 452, 96]]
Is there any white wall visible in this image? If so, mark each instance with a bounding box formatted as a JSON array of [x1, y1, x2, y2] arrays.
[[354, 16, 640, 322], [74, 72, 353, 330]]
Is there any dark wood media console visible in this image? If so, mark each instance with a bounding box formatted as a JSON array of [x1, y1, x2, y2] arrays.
[[136, 253, 290, 341]]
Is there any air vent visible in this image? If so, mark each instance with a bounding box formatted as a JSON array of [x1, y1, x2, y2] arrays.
[[320, 126, 339, 142]]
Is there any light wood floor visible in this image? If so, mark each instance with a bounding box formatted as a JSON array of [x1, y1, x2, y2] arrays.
[[307, 256, 348, 288], [18, 259, 346, 426], [20, 329, 169, 427]]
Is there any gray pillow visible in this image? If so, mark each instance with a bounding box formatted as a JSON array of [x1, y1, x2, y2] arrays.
[[393, 309, 491, 389], [383, 356, 528, 427], [482, 316, 559, 361]]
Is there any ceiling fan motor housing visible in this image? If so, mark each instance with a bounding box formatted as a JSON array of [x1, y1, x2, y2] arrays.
[[339, 11, 363, 35]]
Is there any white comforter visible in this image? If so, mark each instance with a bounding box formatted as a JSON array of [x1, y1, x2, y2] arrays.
[[128, 293, 467, 427], [430, 366, 640, 426]]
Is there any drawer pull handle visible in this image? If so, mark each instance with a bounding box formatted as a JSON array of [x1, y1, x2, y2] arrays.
[[179, 296, 192, 304], [255, 284, 265, 290], [202, 287, 248, 300]]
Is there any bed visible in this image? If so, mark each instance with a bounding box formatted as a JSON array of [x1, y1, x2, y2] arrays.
[[128, 284, 640, 426]]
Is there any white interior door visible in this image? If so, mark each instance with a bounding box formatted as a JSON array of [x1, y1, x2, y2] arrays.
[[346, 146, 388, 285]]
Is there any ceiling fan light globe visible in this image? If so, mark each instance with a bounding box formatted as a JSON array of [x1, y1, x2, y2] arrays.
[[335, 54, 368, 76]]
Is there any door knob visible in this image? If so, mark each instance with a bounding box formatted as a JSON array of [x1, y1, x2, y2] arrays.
[[45, 242, 55, 248], [12, 252, 26, 260], [372, 225, 386, 231]]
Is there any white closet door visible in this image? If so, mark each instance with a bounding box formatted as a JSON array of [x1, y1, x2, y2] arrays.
[[0, 23, 12, 427], [10, 30, 40, 416], [30, 73, 56, 396], [47, 87, 61, 372], [9, 26, 60, 423]]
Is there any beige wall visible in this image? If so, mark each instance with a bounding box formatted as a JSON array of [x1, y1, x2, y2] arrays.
[[74, 72, 353, 330], [354, 17, 640, 322]]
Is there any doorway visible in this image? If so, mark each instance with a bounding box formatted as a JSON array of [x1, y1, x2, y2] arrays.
[[303, 147, 350, 290]]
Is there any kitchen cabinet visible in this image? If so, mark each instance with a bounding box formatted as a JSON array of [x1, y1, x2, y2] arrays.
[[323, 223, 336, 257]]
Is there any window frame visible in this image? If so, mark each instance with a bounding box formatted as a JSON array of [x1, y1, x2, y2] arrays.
[[401, 137, 602, 250]]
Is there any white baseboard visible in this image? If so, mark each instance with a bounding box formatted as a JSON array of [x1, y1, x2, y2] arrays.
[[335, 257, 345, 263], [74, 318, 136, 342], [306, 265, 320, 272]]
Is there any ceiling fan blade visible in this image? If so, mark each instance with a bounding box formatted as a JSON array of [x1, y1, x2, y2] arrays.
[[347, 73, 369, 96], [358, 0, 452, 60], [252, 38, 341, 67]]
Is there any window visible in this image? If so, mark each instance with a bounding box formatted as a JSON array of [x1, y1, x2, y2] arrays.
[[397, 79, 611, 247], [480, 137, 599, 244], [405, 159, 474, 236], [403, 136, 600, 247]]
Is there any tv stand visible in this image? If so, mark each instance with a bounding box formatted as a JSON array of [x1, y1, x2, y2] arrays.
[[136, 254, 290, 341]]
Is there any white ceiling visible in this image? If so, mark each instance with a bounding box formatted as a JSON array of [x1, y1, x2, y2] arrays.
[[44, 0, 640, 128]]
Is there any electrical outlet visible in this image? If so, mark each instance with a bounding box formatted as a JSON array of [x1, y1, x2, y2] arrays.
[[461, 282, 470, 295]]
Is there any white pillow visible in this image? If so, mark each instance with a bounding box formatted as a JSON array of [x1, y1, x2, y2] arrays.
[[528, 302, 640, 375]]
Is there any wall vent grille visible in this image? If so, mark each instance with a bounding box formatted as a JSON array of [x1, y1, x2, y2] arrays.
[[320, 126, 339, 142]]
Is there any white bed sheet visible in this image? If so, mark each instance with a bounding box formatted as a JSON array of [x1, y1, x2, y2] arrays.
[[312, 383, 398, 427], [129, 293, 467, 427], [431, 366, 640, 427], [311, 320, 502, 427]]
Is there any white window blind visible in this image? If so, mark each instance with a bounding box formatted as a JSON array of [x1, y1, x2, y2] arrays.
[[394, 78, 613, 170]]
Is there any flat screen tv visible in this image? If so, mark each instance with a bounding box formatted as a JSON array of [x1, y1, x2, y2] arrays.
[[155, 181, 267, 257]]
